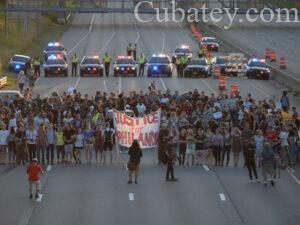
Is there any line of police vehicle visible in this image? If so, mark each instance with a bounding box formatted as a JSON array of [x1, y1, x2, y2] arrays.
[[8, 40, 271, 80]]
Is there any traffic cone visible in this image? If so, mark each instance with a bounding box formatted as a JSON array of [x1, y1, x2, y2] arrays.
[[270, 51, 277, 62], [218, 76, 226, 90], [280, 57, 287, 69], [230, 84, 238, 95], [214, 67, 221, 78], [265, 48, 271, 59]]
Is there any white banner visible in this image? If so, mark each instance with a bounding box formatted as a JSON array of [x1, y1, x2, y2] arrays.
[[114, 109, 161, 149]]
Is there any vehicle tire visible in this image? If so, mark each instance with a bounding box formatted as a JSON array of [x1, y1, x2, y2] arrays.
[[64, 72, 68, 77], [80, 72, 83, 77], [147, 71, 151, 77], [134, 71, 137, 77], [44, 72, 48, 77]]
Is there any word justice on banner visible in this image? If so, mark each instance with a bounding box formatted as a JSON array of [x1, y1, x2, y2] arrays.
[[113, 109, 161, 148]]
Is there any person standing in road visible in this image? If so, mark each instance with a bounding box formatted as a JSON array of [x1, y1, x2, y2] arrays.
[[33, 57, 41, 78], [103, 122, 114, 164], [26, 124, 38, 163], [36, 124, 46, 165], [0, 123, 9, 164], [127, 140, 143, 184], [83, 123, 95, 164], [244, 140, 260, 183], [198, 46, 204, 58], [165, 139, 178, 182], [55, 127, 65, 164], [137, 53, 146, 76], [127, 42, 133, 57], [71, 54, 79, 77], [103, 52, 112, 77], [212, 128, 223, 166], [133, 43, 137, 61], [231, 126, 242, 167], [15, 124, 27, 165], [280, 91, 290, 111], [176, 56, 183, 77], [27, 158, 44, 199], [18, 70, 26, 92], [28, 71, 36, 92], [46, 123, 56, 165], [63, 124, 75, 164], [261, 142, 276, 186]]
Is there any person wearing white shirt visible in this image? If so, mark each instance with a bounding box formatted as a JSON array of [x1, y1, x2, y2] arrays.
[[8, 112, 17, 130], [279, 128, 289, 168], [0, 123, 9, 164], [26, 124, 38, 162], [136, 101, 146, 116]]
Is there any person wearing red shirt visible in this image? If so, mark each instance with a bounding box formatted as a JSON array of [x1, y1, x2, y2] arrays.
[[27, 158, 44, 199]]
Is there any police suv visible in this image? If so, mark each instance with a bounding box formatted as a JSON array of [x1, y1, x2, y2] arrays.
[[43, 54, 68, 77], [8, 54, 31, 73], [147, 54, 173, 77], [200, 37, 219, 52], [171, 45, 193, 63], [43, 42, 67, 62], [245, 58, 270, 80], [113, 56, 137, 77], [80, 56, 104, 77], [184, 58, 210, 78]]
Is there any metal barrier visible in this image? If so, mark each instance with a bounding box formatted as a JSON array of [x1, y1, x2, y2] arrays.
[[0, 76, 8, 89]]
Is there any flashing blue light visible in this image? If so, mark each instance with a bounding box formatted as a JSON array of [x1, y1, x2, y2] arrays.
[[48, 54, 56, 60], [153, 66, 158, 70], [15, 65, 20, 69], [121, 67, 124, 71], [48, 43, 54, 46], [251, 58, 258, 62]]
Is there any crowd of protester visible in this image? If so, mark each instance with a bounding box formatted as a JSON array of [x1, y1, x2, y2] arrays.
[[0, 82, 299, 184]]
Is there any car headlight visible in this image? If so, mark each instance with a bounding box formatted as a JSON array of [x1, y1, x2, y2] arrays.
[[132, 67, 135, 70], [115, 67, 119, 70], [266, 68, 270, 73]]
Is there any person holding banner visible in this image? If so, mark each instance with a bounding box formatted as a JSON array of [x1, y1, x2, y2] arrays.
[[127, 140, 143, 184]]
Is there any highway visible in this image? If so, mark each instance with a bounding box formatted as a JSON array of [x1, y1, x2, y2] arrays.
[[1, 10, 300, 225]]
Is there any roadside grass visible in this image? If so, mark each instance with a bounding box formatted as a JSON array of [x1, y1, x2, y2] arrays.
[[0, 13, 69, 88], [264, 0, 300, 8]]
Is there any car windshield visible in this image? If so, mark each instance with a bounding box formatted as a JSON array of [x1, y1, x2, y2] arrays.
[[174, 48, 190, 53], [188, 59, 207, 66], [46, 59, 66, 65], [203, 38, 216, 43], [116, 58, 135, 64], [12, 56, 29, 62], [82, 58, 101, 64], [149, 57, 170, 64], [248, 61, 268, 68], [45, 45, 65, 52], [215, 58, 227, 64]]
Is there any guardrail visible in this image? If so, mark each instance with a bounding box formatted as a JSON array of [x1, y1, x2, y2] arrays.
[[0, 76, 8, 89]]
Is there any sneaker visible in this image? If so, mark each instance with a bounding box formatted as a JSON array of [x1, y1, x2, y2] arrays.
[[35, 194, 39, 199], [264, 181, 268, 186], [171, 178, 178, 182], [271, 180, 275, 186], [29, 194, 33, 199], [127, 181, 132, 184], [249, 180, 253, 184], [256, 179, 261, 183]]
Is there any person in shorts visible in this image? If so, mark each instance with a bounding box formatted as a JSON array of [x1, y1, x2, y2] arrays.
[[74, 128, 84, 164], [27, 158, 44, 199]]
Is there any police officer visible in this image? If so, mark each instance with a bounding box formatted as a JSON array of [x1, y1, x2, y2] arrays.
[[71, 54, 79, 76], [133, 43, 137, 61], [103, 52, 112, 77], [137, 53, 146, 77], [175, 56, 182, 78], [181, 55, 188, 69], [33, 57, 41, 77], [127, 43, 134, 57]]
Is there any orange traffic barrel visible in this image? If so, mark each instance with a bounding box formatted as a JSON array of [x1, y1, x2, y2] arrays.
[[230, 84, 238, 95], [270, 51, 277, 62], [265, 48, 271, 59], [214, 67, 221, 77], [218, 76, 226, 90], [280, 57, 287, 69]]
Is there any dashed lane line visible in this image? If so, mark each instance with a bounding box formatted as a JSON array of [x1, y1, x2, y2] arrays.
[[203, 164, 210, 171], [287, 168, 300, 186], [219, 193, 226, 201], [160, 77, 167, 91], [129, 193, 134, 201]]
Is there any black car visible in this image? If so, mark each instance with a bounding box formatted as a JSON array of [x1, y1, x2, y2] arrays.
[[8, 54, 31, 73], [184, 59, 210, 78], [171, 45, 193, 63], [147, 55, 173, 77], [80, 56, 103, 77], [200, 37, 219, 52], [43, 42, 67, 62], [44, 58, 68, 77], [245, 58, 270, 80], [113, 56, 137, 77]]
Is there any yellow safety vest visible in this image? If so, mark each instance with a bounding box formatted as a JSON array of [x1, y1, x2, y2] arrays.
[[138, 57, 145, 64], [103, 56, 111, 63], [72, 56, 79, 63], [33, 59, 40, 66]]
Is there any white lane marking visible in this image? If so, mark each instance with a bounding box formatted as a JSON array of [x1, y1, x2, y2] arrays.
[[98, 15, 115, 55], [160, 77, 167, 91], [161, 32, 165, 53], [35, 77, 41, 85], [36, 194, 43, 202], [219, 193, 226, 201], [288, 167, 295, 173], [247, 81, 269, 98], [125, 164, 128, 171], [103, 78, 107, 92], [287, 168, 300, 186], [118, 76, 121, 94], [129, 193, 134, 201], [202, 79, 217, 94], [74, 76, 81, 89], [46, 165, 52, 171], [203, 164, 210, 171], [68, 14, 95, 54]]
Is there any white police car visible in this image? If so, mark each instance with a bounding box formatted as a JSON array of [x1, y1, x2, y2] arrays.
[[171, 45, 193, 63], [43, 42, 67, 62], [113, 56, 137, 77], [43, 54, 68, 77], [245, 58, 270, 80], [147, 54, 173, 77], [8, 54, 31, 73]]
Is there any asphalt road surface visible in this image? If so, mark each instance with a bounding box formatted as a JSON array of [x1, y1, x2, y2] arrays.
[[3, 12, 300, 225]]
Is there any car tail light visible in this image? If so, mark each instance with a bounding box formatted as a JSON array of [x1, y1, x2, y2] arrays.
[[58, 68, 61, 71], [93, 68, 97, 71]]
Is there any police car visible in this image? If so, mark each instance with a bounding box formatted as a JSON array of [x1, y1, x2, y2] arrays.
[[43, 55, 68, 77], [171, 45, 193, 63], [147, 54, 173, 77], [43, 42, 67, 62], [8, 54, 31, 72], [113, 56, 137, 77], [200, 37, 219, 52], [245, 58, 270, 80], [184, 58, 210, 78], [80, 56, 104, 77]]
